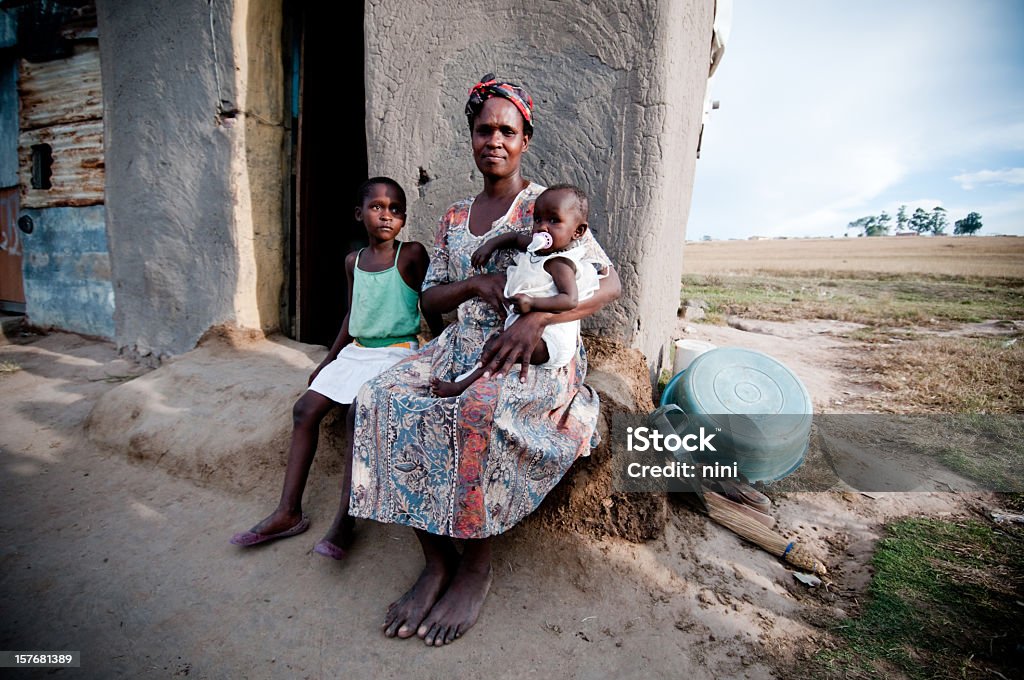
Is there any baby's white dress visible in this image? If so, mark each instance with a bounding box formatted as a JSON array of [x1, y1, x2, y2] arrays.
[[502, 243, 603, 368]]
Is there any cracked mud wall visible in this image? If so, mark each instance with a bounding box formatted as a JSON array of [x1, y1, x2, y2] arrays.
[[94, 0, 708, 365], [365, 0, 714, 373], [96, 0, 284, 359]]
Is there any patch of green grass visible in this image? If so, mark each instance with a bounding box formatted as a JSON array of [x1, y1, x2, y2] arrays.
[[656, 368, 672, 403], [686, 272, 1024, 414], [813, 518, 1024, 679], [0, 360, 21, 375]]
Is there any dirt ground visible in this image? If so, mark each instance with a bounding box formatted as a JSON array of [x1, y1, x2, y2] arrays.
[[0, 326, 988, 679]]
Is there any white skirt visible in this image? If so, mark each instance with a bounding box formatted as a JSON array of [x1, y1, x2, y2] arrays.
[[308, 342, 418, 404]]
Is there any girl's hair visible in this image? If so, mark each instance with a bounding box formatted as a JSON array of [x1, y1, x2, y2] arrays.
[[465, 73, 534, 136], [355, 176, 406, 206]]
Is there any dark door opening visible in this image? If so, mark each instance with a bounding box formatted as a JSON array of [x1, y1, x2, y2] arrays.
[[286, 2, 368, 346]]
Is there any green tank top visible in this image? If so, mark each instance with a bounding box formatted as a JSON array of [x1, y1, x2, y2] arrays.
[[349, 242, 421, 348]]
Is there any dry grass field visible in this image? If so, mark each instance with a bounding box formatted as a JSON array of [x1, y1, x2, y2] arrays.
[[683, 235, 1024, 278]]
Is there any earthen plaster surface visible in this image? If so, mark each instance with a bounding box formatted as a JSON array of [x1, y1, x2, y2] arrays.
[[364, 0, 714, 371], [97, 0, 284, 359]]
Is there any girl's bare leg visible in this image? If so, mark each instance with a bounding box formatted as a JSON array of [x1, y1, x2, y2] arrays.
[[417, 537, 493, 646], [247, 390, 338, 535], [318, 401, 359, 550], [383, 529, 461, 639]]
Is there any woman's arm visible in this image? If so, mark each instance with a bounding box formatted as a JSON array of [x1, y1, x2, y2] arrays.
[[480, 265, 622, 382], [399, 241, 445, 337], [421, 272, 508, 318], [420, 202, 509, 319]]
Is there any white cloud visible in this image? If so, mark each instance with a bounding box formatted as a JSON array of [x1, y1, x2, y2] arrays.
[[952, 168, 1024, 190]]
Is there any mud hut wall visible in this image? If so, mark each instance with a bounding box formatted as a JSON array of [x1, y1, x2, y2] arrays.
[[363, 0, 713, 372], [230, 0, 287, 345], [95, 0, 285, 359]]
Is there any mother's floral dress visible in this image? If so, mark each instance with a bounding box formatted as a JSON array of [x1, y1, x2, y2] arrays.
[[349, 183, 612, 538]]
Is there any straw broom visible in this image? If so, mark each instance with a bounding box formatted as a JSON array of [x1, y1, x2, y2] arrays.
[[646, 406, 828, 576], [705, 491, 828, 576]]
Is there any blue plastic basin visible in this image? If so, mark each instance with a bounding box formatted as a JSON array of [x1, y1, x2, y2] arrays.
[[660, 347, 813, 482]]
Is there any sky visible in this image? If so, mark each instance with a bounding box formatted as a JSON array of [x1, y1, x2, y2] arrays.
[[688, 1, 1024, 240]]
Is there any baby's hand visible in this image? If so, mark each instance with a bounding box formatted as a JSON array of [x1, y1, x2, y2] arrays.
[[471, 243, 495, 269], [507, 294, 533, 314]]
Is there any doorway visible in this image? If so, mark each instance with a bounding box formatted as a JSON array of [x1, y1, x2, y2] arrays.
[[286, 2, 368, 346], [0, 186, 25, 313], [1, 55, 24, 313]]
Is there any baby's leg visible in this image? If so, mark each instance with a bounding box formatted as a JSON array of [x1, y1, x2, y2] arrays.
[[529, 339, 550, 366], [429, 331, 502, 397], [431, 366, 485, 398], [532, 322, 576, 370], [432, 339, 549, 395]]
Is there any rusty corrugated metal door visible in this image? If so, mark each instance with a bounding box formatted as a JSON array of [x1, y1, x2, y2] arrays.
[[14, 23, 113, 338], [18, 44, 104, 208]]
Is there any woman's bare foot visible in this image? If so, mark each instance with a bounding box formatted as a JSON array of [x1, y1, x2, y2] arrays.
[[430, 377, 466, 398], [383, 558, 458, 638], [417, 560, 493, 646], [384, 531, 460, 639]]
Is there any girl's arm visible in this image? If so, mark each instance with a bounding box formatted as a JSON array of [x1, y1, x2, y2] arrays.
[[309, 251, 357, 385], [480, 265, 622, 382]]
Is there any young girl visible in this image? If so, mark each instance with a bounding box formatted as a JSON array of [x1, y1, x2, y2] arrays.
[[430, 184, 603, 397], [231, 177, 439, 557]]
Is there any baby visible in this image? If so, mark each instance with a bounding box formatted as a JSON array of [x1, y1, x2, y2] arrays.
[[431, 184, 601, 396]]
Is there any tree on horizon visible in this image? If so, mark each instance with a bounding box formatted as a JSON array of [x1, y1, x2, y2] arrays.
[[929, 206, 948, 235], [954, 212, 983, 235]]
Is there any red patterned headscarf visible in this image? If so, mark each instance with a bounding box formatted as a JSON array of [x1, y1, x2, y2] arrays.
[[465, 73, 534, 136]]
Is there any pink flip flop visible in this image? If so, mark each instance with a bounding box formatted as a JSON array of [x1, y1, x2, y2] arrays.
[[230, 514, 310, 547], [313, 539, 348, 560]]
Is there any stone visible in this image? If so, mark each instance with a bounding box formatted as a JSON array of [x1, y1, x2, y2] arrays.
[[682, 306, 706, 321]]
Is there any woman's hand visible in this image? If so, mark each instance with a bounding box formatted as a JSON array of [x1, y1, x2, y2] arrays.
[[472, 272, 508, 318], [479, 266, 622, 383], [479, 311, 548, 383], [422, 272, 508, 317]]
